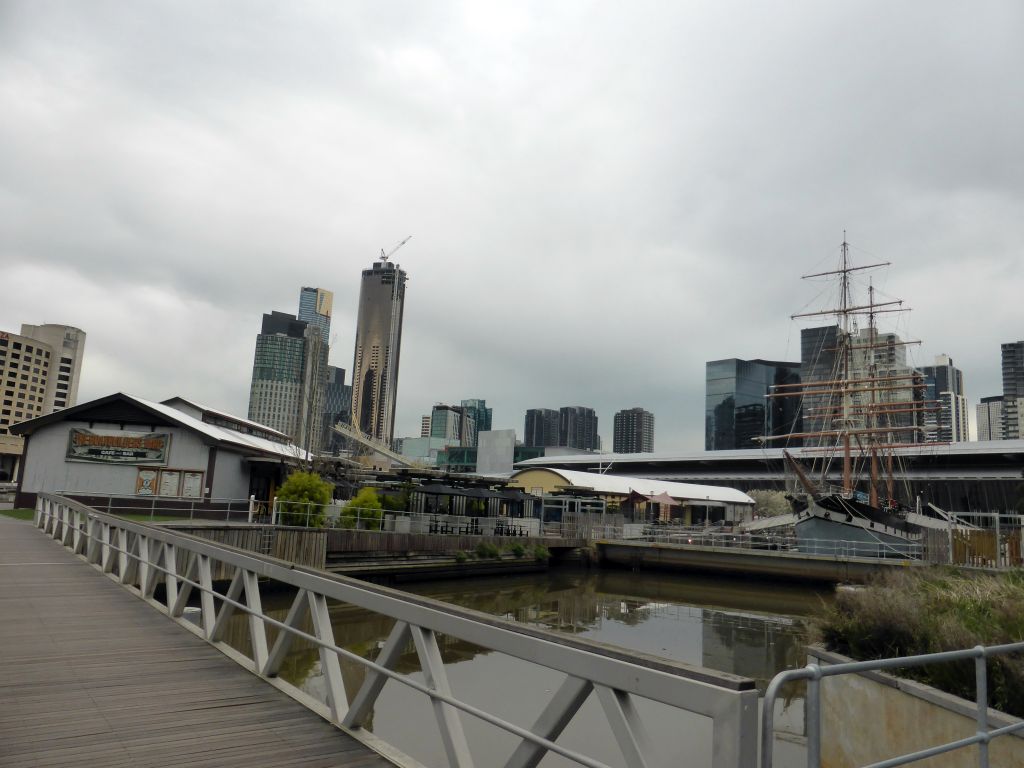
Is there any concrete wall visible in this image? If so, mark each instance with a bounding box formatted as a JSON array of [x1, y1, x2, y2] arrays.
[[810, 648, 1024, 767], [477, 429, 516, 475]]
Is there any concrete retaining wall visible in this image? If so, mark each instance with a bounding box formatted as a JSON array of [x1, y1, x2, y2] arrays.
[[810, 648, 1024, 767]]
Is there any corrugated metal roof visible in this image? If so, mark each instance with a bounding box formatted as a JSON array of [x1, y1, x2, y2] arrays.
[[130, 395, 309, 461], [160, 397, 293, 441], [511, 468, 754, 505]]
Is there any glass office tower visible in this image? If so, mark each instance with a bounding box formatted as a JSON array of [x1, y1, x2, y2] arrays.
[[705, 359, 802, 450]]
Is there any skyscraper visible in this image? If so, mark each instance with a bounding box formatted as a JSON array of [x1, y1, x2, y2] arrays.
[[350, 259, 407, 444], [920, 354, 968, 443], [559, 406, 599, 451], [613, 408, 655, 453], [1002, 341, 1024, 439], [460, 398, 492, 447], [977, 396, 1004, 441], [1, 324, 86, 482], [322, 365, 351, 452], [297, 287, 333, 346], [799, 325, 839, 448], [18, 324, 86, 413], [524, 408, 560, 448], [706, 358, 801, 450], [247, 311, 325, 452]]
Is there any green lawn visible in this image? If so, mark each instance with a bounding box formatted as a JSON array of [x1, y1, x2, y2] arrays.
[[0, 508, 35, 521], [0, 508, 188, 523]]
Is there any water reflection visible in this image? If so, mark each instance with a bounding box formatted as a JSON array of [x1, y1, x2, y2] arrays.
[[218, 570, 826, 766]]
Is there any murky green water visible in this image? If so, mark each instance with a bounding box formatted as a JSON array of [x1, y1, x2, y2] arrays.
[[223, 569, 829, 767]]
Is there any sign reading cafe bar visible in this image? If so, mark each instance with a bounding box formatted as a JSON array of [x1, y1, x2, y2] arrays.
[[66, 428, 171, 465]]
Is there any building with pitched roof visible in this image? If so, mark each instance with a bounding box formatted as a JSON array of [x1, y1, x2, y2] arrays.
[[11, 392, 309, 507]]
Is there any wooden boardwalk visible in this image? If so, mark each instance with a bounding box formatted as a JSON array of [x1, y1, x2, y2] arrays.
[[0, 517, 396, 768]]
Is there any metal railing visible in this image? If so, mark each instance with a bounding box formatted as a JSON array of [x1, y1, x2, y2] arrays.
[[272, 502, 546, 538], [619, 530, 924, 560], [762, 644, 1024, 768], [35, 492, 759, 768], [55, 491, 260, 522]]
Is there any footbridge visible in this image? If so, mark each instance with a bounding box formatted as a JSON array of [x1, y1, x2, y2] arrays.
[[13, 493, 760, 768]]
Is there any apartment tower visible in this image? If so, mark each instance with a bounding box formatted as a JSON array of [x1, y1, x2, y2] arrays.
[[1002, 341, 1024, 439], [613, 407, 655, 453]]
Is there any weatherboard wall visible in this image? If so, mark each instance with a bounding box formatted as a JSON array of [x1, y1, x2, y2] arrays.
[[16, 418, 250, 504]]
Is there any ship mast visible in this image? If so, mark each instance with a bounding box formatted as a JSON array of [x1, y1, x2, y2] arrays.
[[867, 281, 879, 507], [839, 235, 853, 495]]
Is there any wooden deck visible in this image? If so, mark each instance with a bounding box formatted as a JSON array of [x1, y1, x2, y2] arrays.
[[0, 517, 396, 768]]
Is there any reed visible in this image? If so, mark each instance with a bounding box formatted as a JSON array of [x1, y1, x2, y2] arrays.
[[816, 568, 1024, 716]]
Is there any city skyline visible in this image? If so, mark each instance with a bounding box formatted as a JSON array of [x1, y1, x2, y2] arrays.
[[2, 3, 1022, 449]]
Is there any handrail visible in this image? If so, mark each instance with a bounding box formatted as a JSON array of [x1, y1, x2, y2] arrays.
[[761, 643, 1024, 768], [35, 492, 759, 768]]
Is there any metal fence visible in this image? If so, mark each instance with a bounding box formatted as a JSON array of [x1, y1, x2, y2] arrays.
[[55, 491, 260, 522], [921, 512, 1024, 569], [35, 492, 759, 768], [762, 643, 1024, 768], [621, 530, 925, 560]]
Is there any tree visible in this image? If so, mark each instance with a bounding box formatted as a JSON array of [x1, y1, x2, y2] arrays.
[[747, 489, 791, 518], [276, 471, 333, 527], [340, 486, 383, 529]]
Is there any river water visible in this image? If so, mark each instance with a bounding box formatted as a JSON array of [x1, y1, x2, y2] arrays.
[[229, 568, 831, 767]]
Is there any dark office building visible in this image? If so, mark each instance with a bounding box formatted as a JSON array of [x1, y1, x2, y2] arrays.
[[1002, 341, 1024, 440], [460, 398, 492, 447], [705, 358, 802, 450], [613, 408, 655, 453], [799, 325, 840, 448], [524, 408, 560, 448], [322, 365, 352, 453]]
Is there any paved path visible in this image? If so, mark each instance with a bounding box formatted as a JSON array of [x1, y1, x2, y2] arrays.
[[0, 517, 395, 768]]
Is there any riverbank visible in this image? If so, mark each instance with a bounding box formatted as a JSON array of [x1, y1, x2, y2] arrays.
[[817, 568, 1024, 716]]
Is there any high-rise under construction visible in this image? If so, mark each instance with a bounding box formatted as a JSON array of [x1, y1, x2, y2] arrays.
[[350, 258, 407, 444]]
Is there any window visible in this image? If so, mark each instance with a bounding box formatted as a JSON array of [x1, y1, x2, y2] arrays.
[[12, 342, 20, 350], [25, 345, 33, 354]]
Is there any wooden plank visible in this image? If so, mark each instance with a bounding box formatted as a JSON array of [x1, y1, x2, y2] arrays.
[[0, 517, 395, 768]]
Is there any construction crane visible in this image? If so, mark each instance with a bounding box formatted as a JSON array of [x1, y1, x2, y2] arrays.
[[379, 235, 412, 264]]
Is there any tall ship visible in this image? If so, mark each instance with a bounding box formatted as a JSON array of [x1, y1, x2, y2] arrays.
[[761, 237, 946, 557]]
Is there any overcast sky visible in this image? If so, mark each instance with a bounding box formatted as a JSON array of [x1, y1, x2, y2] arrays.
[[2, 1, 1022, 449]]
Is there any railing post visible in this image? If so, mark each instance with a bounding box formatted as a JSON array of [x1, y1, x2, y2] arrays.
[[975, 648, 989, 767], [805, 664, 822, 768]]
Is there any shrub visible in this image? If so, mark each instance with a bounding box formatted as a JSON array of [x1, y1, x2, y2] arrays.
[[453, 550, 468, 563], [509, 543, 526, 559], [339, 487, 383, 530], [275, 471, 333, 527], [475, 541, 501, 559], [816, 569, 1024, 717], [532, 544, 551, 562]]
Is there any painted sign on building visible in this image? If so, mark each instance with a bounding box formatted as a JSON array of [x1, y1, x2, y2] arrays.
[[66, 429, 170, 465]]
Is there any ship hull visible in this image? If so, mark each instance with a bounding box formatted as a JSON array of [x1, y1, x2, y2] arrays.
[[794, 497, 922, 558]]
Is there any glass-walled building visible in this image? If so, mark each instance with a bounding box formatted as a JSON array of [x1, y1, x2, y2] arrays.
[[705, 359, 802, 450]]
